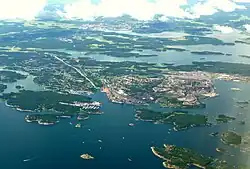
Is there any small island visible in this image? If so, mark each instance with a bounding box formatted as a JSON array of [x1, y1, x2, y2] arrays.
[[239, 55, 250, 59], [216, 148, 226, 154], [135, 108, 208, 131], [191, 51, 226, 56], [80, 154, 94, 160], [25, 114, 59, 125], [210, 132, 219, 137], [15, 85, 24, 90], [216, 114, 236, 123], [221, 131, 242, 146], [161, 46, 187, 52], [77, 113, 90, 121], [75, 123, 81, 128], [0, 83, 7, 93], [231, 88, 241, 91]]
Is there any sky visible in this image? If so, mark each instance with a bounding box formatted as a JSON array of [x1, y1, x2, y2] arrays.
[[0, 0, 250, 20]]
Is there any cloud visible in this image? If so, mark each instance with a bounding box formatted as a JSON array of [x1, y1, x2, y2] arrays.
[[61, 0, 193, 20], [60, 0, 249, 21], [0, 0, 47, 20], [244, 24, 250, 32], [0, 0, 248, 21], [234, 0, 250, 2], [213, 25, 234, 34], [191, 0, 246, 17]]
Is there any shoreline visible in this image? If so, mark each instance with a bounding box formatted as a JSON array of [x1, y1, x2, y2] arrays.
[[150, 147, 167, 160]]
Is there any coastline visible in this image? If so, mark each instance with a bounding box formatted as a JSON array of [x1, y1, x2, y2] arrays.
[[150, 147, 167, 160]]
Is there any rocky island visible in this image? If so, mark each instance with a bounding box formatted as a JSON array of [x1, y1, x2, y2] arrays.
[[80, 154, 94, 160]]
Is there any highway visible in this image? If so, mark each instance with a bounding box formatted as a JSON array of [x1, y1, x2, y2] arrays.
[[49, 54, 97, 89]]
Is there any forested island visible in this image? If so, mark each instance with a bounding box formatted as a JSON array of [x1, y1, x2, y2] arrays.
[[0, 90, 102, 125], [221, 131, 242, 146], [191, 51, 226, 56], [135, 108, 208, 131], [151, 144, 230, 169], [25, 114, 59, 125], [216, 115, 236, 123], [239, 55, 250, 59]]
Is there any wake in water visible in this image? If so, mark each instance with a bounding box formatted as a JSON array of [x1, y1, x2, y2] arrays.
[[23, 157, 36, 162]]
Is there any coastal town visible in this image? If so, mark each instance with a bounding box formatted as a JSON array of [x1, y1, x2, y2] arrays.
[[1, 15, 250, 169], [103, 71, 217, 108]]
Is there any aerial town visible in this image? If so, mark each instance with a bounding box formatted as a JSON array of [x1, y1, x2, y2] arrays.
[[104, 71, 216, 108]]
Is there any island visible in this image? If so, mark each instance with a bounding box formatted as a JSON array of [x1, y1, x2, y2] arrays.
[[15, 85, 24, 90], [135, 108, 208, 131], [75, 123, 81, 128], [80, 154, 94, 160], [25, 114, 59, 125], [231, 88, 241, 91], [239, 55, 250, 59], [155, 46, 187, 52], [0, 83, 7, 93], [239, 121, 245, 125], [77, 113, 90, 121], [190, 51, 226, 56], [209, 132, 219, 137], [216, 148, 226, 154], [221, 131, 242, 146], [0, 90, 102, 125], [235, 40, 250, 45], [151, 144, 228, 169], [216, 114, 236, 123]]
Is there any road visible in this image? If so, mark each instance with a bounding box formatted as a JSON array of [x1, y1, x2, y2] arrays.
[[50, 54, 97, 89]]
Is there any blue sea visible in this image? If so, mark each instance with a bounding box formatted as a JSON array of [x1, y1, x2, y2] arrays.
[[0, 80, 250, 169]]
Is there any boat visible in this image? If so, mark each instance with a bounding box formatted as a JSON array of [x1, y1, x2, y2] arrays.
[[98, 139, 102, 143], [75, 123, 81, 128], [23, 158, 33, 162], [128, 158, 132, 162], [231, 88, 241, 91], [128, 123, 135, 127]]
